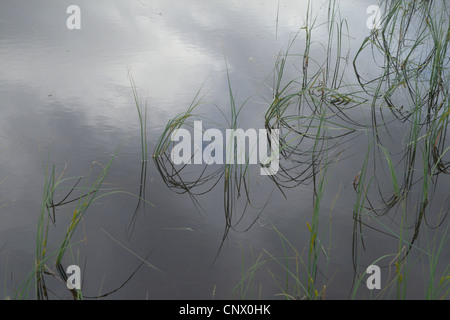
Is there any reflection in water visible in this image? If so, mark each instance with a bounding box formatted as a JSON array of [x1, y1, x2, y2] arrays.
[[127, 72, 150, 240], [350, 0, 450, 298], [149, 2, 364, 299], [152, 0, 450, 299], [0, 0, 448, 299], [35, 260, 146, 300], [127, 160, 149, 240]]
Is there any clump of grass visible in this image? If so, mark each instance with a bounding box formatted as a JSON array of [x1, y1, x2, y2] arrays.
[[263, 0, 364, 195], [128, 68, 148, 163], [12, 142, 155, 299], [152, 64, 268, 257], [424, 220, 449, 300], [231, 197, 334, 301], [349, 0, 449, 299], [127, 69, 152, 239], [231, 115, 337, 300], [12, 154, 85, 299], [149, 0, 448, 300], [55, 151, 119, 266], [153, 84, 206, 158]]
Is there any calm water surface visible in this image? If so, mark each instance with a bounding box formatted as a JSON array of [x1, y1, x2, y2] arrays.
[[0, 0, 448, 299]]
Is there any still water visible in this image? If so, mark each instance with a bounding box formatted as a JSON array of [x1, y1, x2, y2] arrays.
[[0, 0, 448, 299]]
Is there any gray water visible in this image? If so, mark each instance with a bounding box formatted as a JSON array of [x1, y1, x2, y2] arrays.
[[0, 0, 448, 300]]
